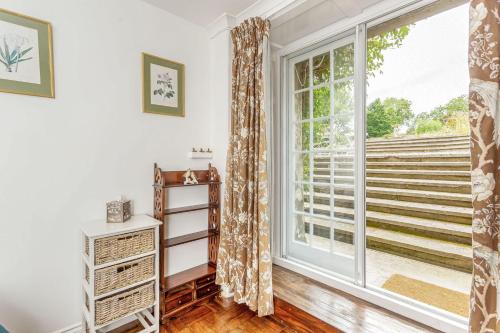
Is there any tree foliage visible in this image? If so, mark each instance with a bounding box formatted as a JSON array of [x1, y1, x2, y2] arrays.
[[367, 98, 413, 138], [408, 95, 469, 135], [367, 27, 411, 78]]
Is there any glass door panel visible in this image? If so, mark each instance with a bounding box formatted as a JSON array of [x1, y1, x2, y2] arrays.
[[288, 37, 356, 278]]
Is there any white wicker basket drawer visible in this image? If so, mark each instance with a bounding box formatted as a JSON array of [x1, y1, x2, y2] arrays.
[[92, 228, 155, 265], [94, 281, 155, 326], [87, 255, 155, 296]]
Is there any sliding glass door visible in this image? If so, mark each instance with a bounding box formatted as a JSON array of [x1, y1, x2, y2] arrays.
[[282, 0, 470, 324], [287, 35, 357, 279]]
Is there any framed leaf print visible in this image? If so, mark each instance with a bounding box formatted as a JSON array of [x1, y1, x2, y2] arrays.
[[142, 53, 185, 117], [0, 8, 54, 98]]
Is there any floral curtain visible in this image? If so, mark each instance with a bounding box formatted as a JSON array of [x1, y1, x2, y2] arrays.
[[469, 1, 500, 332], [215, 17, 274, 316]]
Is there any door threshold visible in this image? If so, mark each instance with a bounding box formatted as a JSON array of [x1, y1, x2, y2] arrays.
[[273, 257, 467, 333]]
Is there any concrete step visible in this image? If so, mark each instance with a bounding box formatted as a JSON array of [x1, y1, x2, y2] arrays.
[[306, 196, 472, 224], [314, 175, 471, 194], [366, 161, 470, 171], [366, 140, 470, 149], [303, 206, 471, 244], [314, 169, 470, 181], [314, 151, 471, 163], [366, 144, 470, 153], [366, 135, 470, 145], [314, 161, 471, 171], [308, 186, 471, 207], [332, 220, 472, 273], [366, 211, 471, 244]]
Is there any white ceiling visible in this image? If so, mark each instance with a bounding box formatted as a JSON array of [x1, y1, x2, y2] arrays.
[[142, 0, 386, 45], [142, 0, 259, 27], [271, 0, 384, 45]]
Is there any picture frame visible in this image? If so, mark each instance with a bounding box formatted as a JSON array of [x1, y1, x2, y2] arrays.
[[0, 8, 54, 98], [142, 53, 185, 117]]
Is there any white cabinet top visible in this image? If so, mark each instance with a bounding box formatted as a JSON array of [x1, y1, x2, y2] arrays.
[[81, 214, 162, 238]]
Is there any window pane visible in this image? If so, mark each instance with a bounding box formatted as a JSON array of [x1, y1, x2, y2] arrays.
[[313, 119, 331, 150], [295, 122, 310, 151], [313, 86, 330, 118], [333, 114, 354, 149], [294, 214, 309, 244], [295, 183, 310, 213], [334, 80, 354, 116], [334, 43, 354, 80], [313, 52, 330, 85], [313, 153, 330, 184], [294, 91, 310, 121], [312, 185, 330, 217], [294, 59, 309, 90], [294, 153, 310, 182], [310, 218, 331, 251]]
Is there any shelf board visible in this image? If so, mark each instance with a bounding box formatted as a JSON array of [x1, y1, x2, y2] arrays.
[[164, 263, 216, 291], [164, 203, 217, 216], [158, 181, 221, 188], [164, 229, 218, 248]]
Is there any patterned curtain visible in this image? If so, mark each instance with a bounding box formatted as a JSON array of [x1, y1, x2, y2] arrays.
[[469, 1, 500, 332], [215, 17, 274, 316]]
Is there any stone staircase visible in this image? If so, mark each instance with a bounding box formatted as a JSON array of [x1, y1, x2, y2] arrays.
[[306, 135, 473, 273]]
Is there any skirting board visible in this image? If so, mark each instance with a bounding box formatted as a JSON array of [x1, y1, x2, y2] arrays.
[[53, 315, 136, 333], [51, 323, 81, 333]]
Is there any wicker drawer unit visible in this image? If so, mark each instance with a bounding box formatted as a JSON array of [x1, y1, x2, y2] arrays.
[[89, 255, 155, 296], [81, 215, 161, 333], [92, 228, 155, 265], [95, 281, 155, 326]]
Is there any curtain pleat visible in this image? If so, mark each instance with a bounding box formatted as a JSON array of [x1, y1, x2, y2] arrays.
[[468, 1, 500, 332], [215, 17, 274, 316]]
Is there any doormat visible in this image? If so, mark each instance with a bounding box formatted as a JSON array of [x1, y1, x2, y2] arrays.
[[382, 274, 468, 317]]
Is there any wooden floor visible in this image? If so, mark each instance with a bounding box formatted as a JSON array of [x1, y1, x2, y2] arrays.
[[120, 265, 441, 333], [273, 265, 440, 333], [166, 299, 293, 333], [118, 299, 293, 333]]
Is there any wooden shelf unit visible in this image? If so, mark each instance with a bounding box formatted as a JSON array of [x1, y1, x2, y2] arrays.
[[164, 203, 216, 215], [153, 163, 221, 324], [164, 229, 218, 248]]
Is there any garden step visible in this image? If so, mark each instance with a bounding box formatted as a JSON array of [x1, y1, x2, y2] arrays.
[[313, 168, 470, 181], [302, 205, 471, 244], [366, 144, 470, 153], [366, 161, 470, 171], [306, 196, 472, 224], [307, 186, 471, 207], [314, 151, 471, 163], [332, 220, 472, 273], [365, 211, 471, 244], [366, 141, 470, 149], [314, 161, 471, 171], [366, 135, 469, 145], [314, 175, 471, 194]]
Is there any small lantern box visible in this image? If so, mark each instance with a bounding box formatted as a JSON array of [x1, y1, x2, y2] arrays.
[[106, 200, 131, 223]]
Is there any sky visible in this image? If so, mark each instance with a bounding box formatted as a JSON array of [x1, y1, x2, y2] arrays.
[[367, 3, 469, 115]]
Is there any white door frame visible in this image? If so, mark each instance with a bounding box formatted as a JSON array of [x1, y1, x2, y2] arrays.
[[272, 0, 469, 332]]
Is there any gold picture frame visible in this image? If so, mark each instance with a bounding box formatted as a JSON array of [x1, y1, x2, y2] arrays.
[[0, 8, 55, 98], [142, 53, 185, 117]]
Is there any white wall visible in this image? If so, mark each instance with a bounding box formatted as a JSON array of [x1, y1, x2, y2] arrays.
[[209, 24, 232, 197], [0, 0, 212, 332]]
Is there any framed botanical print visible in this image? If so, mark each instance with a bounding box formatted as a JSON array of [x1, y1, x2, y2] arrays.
[[0, 8, 54, 98], [142, 53, 185, 117]]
